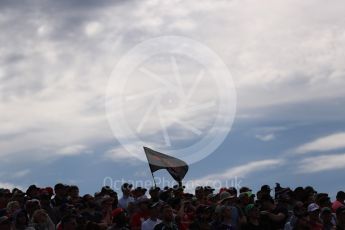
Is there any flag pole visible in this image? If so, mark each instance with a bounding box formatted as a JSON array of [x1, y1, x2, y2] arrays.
[[144, 146, 157, 188], [151, 172, 157, 188]]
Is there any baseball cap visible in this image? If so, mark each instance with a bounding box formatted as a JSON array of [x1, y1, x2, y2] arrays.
[[219, 192, 235, 203], [307, 203, 320, 213]]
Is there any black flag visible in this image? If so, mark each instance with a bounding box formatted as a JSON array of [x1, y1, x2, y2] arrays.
[[143, 146, 189, 183]]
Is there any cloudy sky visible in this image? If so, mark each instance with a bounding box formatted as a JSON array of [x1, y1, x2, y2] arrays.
[[1, 0, 345, 197]]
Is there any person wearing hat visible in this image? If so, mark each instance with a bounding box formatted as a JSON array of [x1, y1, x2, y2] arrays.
[[142, 202, 161, 230], [307, 203, 323, 230], [118, 183, 134, 210], [336, 206, 345, 229], [217, 192, 243, 229]]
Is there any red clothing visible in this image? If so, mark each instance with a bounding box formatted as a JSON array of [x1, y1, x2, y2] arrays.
[[332, 200, 344, 212], [130, 211, 149, 230]]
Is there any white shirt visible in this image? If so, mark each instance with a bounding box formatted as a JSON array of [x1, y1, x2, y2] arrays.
[[118, 195, 134, 209], [141, 218, 161, 230]]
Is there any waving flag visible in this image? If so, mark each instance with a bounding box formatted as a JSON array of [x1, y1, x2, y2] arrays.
[[143, 146, 189, 183]]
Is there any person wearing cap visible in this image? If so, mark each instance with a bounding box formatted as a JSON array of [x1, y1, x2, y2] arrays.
[[336, 206, 345, 229], [307, 203, 323, 230], [259, 195, 288, 230], [154, 205, 178, 230], [118, 183, 134, 210], [142, 202, 162, 230], [217, 191, 242, 229], [320, 207, 335, 230], [332, 191, 345, 213]]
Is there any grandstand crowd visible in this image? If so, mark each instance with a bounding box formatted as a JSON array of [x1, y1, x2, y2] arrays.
[[0, 182, 345, 229]]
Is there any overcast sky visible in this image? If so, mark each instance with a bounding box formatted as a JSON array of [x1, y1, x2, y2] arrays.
[[1, 0, 345, 196]]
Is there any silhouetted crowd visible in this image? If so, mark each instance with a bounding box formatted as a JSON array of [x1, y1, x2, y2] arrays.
[[0, 182, 345, 230]]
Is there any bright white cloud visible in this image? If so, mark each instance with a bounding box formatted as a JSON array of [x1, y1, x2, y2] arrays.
[[295, 132, 345, 154], [297, 153, 345, 173]]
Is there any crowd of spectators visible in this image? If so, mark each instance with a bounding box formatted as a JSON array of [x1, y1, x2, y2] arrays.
[[0, 182, 345, 230]]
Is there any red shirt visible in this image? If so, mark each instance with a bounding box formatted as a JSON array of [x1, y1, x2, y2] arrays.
[[332, 200, 344, 212], [131, 211, 149, 230]]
